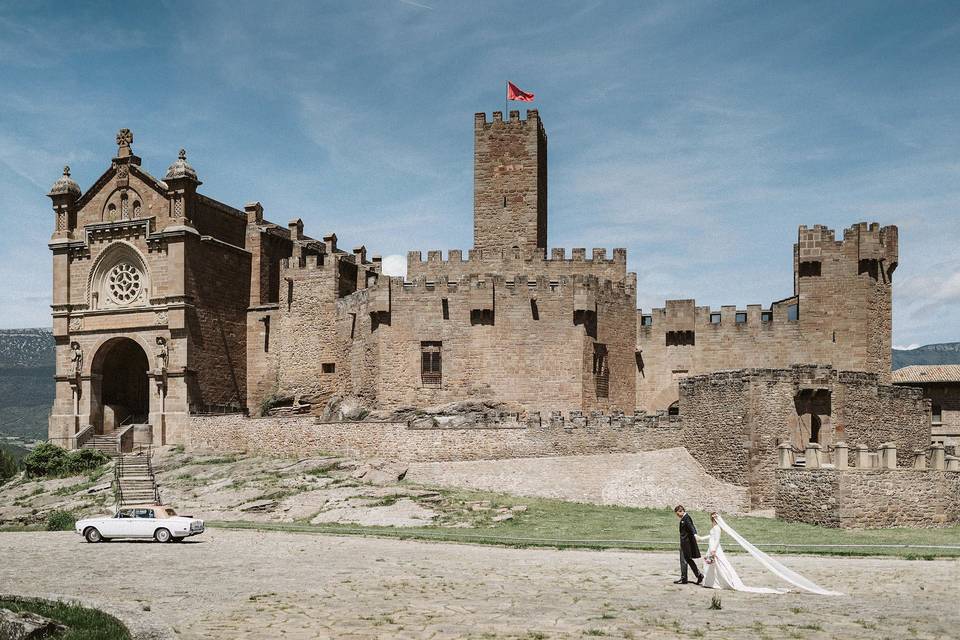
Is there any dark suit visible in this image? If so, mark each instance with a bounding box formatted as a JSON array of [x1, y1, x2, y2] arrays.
[[678, 513, 702, 582]]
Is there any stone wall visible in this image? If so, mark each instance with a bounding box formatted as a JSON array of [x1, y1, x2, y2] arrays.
[[331, 274, 637, 416], [637, 223, 897, 412], [187, 413, 683, 462], [776, 468, 960, 528], [677, 365, 930, 509]]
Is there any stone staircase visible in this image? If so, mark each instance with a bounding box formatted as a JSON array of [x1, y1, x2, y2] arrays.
[[115, 453, 161, 507], [83, 429, 120, 455]]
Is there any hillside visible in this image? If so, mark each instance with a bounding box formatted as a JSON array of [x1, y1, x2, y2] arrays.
[[893, 342, 960, 370], [0, 328, 55, 444]]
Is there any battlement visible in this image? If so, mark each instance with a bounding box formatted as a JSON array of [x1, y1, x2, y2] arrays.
[[638, 297, 798, 329], [407, 246, 631, 288], [474, 109, 542, 129], [796, 221, 898, 266], [386, 272, 634, 302]]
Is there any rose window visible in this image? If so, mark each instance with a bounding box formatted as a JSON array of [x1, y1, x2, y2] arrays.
[[106, 262, 143, 305]]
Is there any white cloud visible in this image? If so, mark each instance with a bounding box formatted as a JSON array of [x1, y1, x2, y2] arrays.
[[380, 254, 407, 279]]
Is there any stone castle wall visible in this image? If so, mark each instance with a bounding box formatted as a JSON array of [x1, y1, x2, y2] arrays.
[[776, 468, 960, 528], [407, 247, 630, 285], [637, 223, 898, 412], [187, 412, 683, 461], [677, 366, 929, 508], [330, 274, 637, 416]]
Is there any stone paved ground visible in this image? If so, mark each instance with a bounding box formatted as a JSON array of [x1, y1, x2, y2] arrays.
[[1, 530, 957, 639]]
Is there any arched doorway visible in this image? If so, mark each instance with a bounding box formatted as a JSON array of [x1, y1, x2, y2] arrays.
[[92, 338, 150, 432]]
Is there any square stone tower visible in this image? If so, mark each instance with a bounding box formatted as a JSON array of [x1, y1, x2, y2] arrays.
[[473, 110, 547, 253]]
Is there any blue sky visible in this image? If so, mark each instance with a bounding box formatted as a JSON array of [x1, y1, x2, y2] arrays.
[[1, 0, 958, 347]]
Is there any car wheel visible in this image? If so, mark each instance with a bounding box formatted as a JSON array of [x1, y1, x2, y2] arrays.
[[154, 528, 172, 543], [84, 527, 103, 543]]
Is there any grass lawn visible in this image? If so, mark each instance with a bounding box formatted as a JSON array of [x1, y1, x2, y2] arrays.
[[210, 488, 960, 558], [0, 597, 130, 640]]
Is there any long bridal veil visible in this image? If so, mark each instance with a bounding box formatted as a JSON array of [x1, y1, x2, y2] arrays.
[[715, 516, 843, 596]]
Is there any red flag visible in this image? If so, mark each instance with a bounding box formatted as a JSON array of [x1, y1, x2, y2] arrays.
[[507, 81, 535, 102]]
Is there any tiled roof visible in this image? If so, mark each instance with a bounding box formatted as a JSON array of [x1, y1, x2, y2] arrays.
[[892, 365, 960, 384]]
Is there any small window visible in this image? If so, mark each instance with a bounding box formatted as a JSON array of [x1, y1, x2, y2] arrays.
[[470, 309, 494, 325], [709, 312, 721, 324], [735, 312, 747, 324], [421, 341, 442, 387], [441, 298, 450, 320], [263, 316, 270, 352], [641, 315, 653, 327], [798, 261, 821, 277], [502, 195, 507, 208], [665, 330, 695, 347], [787, 304, 799, 321], [530, 299, 539, 320], [761, 311, 773, 323], [932, 405, 942, 425], [668, 401, 680, 416], [322, 363, 335, 374]]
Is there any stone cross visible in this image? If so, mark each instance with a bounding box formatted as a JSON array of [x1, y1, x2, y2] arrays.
[[116, 128, 133, 157]]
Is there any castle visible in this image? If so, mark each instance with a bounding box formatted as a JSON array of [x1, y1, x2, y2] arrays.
[[45, 111, 956, 525], [46, 110, 897, 444]]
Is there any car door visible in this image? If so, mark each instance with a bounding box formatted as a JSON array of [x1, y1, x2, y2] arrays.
[[100, 510, 129, 537], [132, 508, 156, 538]]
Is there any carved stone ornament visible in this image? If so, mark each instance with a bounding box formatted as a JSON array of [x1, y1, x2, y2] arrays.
[[69, 317, 82, 332], [155, 310, 168, 325], [116, 128, 133, 148]]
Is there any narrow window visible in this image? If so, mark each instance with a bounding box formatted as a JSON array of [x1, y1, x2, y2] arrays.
[[421, 341, 442, 387], [530, 299, 539, 320], [286, 278, 294, 311], [262, 316, 270, 352], [761, 311, 773, 323], [709, 312, 721, 324], [787, 304, 799, 321], [668, 401, 680, 416], [442, 298, 450, 320], [593, 343, 609, 398], [641, 315, 653, 327], [350, 312, 357, 338], [932, 405, 942, 425], [322, 363, 335, 374], [735, 312, 747, 324], [502, 195, 507, 208]]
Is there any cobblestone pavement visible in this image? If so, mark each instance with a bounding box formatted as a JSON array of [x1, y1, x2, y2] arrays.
[[1, 530, 957, 639]]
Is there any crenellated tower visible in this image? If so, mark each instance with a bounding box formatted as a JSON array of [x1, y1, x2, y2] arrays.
[[473, 110, 547, 253], [794, 222, 898, 381]]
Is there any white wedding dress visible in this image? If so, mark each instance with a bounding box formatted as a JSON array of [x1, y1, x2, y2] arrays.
[[695, 516, 842, 596]]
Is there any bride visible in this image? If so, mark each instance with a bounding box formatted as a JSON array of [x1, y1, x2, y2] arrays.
[[696, 512, 842, 595]]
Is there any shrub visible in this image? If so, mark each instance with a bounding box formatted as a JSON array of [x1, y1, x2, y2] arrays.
[[46, 510, 76, 531], [0, 449, 18, 484], [709, 594, 722, 610], [23, 443, 109, 478], [64, 448, 109, 474], [23, 442, 70, 477]]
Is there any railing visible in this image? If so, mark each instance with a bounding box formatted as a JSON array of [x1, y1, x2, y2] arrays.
[[779, 441, 960, 472], [113, 453, 124, 508], [74, 424, 95, 449], [145, 447, 161, 505], [190, 402, 247, 416]]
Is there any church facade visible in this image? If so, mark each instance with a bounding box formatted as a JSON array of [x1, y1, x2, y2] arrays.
[[46, 111, 898, 449]]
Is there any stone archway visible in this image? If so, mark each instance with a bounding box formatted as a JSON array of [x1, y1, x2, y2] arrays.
[[91, 338, 150, 432], [791, 389, 833, 451]]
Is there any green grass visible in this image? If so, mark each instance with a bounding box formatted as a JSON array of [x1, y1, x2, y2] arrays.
[[0, 597, 131, 639], [208, 489, 960, 558]]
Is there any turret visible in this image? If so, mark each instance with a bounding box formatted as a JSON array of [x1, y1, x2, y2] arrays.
[[47, 166, 81, 239], [164, 147, 201, 226]]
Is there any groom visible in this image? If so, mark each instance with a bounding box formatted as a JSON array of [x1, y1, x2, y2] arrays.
[[673, 505, 704, 585]]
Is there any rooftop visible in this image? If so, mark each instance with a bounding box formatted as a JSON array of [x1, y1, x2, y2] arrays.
[[891, 365, 960, 384]]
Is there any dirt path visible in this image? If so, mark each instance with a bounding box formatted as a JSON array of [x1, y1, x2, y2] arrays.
[[1, 530, 956, 639], [406, 449, 750, 513]]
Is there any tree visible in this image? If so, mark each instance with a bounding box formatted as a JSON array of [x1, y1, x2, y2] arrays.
[[0, 448, 18, 484]]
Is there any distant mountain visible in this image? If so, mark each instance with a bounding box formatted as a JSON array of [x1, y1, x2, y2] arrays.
[[892, 342, 960, 370], [0, 328, 55, 443]]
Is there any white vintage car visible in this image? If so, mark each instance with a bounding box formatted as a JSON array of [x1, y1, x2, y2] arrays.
[[75, 505, 205, 543]]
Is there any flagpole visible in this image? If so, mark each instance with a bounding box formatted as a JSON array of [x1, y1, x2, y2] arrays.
[[504, 81, 508, 118]]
